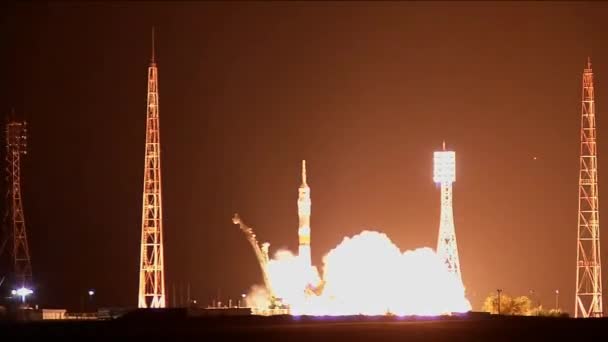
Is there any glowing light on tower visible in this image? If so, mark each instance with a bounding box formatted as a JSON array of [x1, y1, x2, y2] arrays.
[[11, 287, 33, 303], [434, 142, 462, 284], [298, 160, 312, 270]]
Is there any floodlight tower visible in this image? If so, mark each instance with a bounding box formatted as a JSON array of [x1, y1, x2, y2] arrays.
[[6, 116, 33, 291], [298, 160, 312, 270], [138, 29, 166, 308], [434, 142, 462, 283], [575, 58, 603, 318]]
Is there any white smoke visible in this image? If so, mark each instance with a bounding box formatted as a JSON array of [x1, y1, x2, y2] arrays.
[[253, 230, 471, 316]]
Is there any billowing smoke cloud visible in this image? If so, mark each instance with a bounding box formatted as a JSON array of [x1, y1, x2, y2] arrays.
[[248, 230, 471, 316]]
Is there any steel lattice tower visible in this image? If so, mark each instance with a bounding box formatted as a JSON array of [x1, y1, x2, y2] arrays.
[[138, 30, 166, 308], [575, 58, 603, 318], [6, 117, 32, 290], [434, 142, 462, 284]]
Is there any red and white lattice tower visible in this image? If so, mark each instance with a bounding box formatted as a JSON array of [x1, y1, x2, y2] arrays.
[[138, 29, 166, 308], [575, 57, 603, 318]]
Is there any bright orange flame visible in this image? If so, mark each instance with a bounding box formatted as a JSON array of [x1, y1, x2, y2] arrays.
[[247, 230, 471, 316]]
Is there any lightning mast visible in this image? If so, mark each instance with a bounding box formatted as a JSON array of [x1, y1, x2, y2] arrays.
[[434, 142, 462, 284], [138, 29, 166, 308], [5, 116, 32, 292], [575, 58, 603, 318], [298, 160, 312, 270]]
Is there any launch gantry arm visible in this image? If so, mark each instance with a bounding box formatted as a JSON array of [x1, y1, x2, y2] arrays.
[[232, 213, 276, 299]]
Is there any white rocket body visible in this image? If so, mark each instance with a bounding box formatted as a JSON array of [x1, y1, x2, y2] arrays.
[[298, 160, 312, 270]]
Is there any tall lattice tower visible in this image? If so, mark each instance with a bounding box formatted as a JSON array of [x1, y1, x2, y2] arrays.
[[434, 142, 462, 284], [5, 116, 32, 291], [575, 57, 603, 318], [138, 30, 166, 308]]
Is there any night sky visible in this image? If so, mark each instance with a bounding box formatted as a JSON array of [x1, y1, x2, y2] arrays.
[[1, 2, 608, 314]]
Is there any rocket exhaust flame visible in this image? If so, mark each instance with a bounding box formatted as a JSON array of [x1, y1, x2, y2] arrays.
[[246, 230, 471, 316]]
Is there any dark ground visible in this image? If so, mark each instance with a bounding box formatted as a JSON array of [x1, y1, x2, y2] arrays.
[[0, 311, 607, 340]]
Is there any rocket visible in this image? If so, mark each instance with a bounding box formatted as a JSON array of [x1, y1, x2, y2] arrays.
[[297, 160, 312, 269]]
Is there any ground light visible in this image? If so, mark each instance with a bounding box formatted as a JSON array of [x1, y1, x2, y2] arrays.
[[11, 287, 33, 303]]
